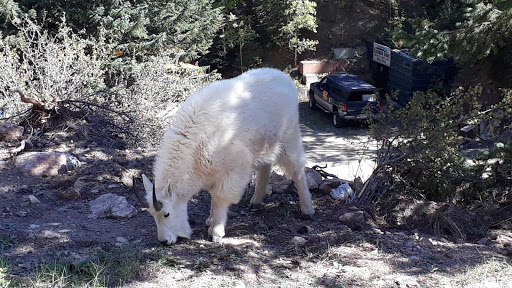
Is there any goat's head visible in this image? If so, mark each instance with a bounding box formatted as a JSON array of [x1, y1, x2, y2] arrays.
[[133, 175, 192, 245]]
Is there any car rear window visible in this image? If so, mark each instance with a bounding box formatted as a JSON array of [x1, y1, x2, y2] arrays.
[[347, 90, 376, 101]]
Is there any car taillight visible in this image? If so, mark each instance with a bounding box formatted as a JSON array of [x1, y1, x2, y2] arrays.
[[342, 103, 347, 112]]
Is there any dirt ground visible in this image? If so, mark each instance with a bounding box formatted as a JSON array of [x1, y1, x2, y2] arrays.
[[0, 100, 511, 287]]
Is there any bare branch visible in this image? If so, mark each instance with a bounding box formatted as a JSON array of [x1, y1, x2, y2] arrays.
[[9, 88, 50, 112]]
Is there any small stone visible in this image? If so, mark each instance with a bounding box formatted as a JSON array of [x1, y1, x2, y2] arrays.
[[339, 224, 351, 233], [420, 237, 434, 247], [16, 211, 27, 217], [338, 211, 365, 224], [352, 176, 364, 193], [27, 195, 40, 204], [73, 177, 97, 195], [298, 225, 314, 234], [0, 122, 24, 142], [26, 231, 36, 240], [41, 230, 61, 238], [108, 184, 120, 189], [225, 262, 238, 271], [372, 228, 384, 235], [290, 236, 307, 246], [59, 187, 81, 201], [319, 178, 344, 194], [477, 237, 490, 245], [89, 193, 136, 219], [305, 168, 323, 190], [116, 237, 129, 245], [121, 170, 137, 186], [29, 224, 40, 229]]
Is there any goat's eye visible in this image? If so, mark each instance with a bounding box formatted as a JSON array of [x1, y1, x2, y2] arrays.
[[164, 213, 170, 218]]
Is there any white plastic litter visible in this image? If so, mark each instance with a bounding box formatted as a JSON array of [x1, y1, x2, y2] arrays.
[[330, 183, 355, 202]]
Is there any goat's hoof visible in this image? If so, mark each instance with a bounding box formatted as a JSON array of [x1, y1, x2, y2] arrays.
[[208, 235, 223, 243], [249, 203, 263, 210], [299, 213, 314, 221]]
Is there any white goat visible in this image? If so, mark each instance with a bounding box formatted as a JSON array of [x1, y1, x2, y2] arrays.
[[136, 68, 314, 245]]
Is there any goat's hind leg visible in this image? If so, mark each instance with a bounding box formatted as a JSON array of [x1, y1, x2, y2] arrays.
[[278, 135, 314, 217], [250, 164, 271, 208]]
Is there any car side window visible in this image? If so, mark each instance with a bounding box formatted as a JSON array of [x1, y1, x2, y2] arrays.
[[331, 87, 344, 100], [319, 78, 328, 90]]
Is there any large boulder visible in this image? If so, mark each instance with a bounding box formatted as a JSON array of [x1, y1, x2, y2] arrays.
[[15, 152, 80, 177], [0, 122, 24, 142]]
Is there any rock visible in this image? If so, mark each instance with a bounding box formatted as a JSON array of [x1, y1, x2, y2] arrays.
[[476, 237, 491, 245], [0, 122, 24, 142], [298, 225, 314, 234], [116, 236, 129, 244], [29, 224, 40, 229], [115, 236, 129, 246], [41, 230, 62, 238], [420, 237, 434, 248], [339, 224, 351, 233], [59, 187, 81, 201], [89, 193, 136, 219], [16, 210, 27, 217], [15, 152, 79, 177], [73, 177, 97, 195], [319, 178, 344, 194], [26, 195, 40, 204], [290, 236, 307, 246], [338, 210, 365, 224], [269, 172, 292, 193], [225, 262, 238, 271], [305, 168, 323, 190], [352, 176, 364, 193], [120, 169, 138, 186], [0, 160, 7, 170]]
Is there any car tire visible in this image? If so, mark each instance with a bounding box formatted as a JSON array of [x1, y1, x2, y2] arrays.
[[308, 90, 317, 110], [332, 111, 343, 128]]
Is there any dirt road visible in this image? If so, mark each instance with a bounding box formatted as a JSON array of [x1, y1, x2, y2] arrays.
[[298, 102, 377, 182]]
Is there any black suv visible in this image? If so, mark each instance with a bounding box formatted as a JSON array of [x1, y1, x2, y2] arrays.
[[309, 74, 381, 127]]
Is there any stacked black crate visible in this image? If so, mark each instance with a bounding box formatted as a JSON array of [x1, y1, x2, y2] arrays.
[[387, 50, 433, 106]]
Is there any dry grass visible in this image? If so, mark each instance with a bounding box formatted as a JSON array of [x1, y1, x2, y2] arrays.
[[454, 257, 512, 287]]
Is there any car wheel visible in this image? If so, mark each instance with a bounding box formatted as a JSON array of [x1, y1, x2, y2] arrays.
[[332, 111, 343, 128], [309, 90, 317, 110]]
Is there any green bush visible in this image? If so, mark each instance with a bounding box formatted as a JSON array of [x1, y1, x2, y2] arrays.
[[370, 87, 512, 205], [0, 16, 220, 147], [0, 16, 106, 117]]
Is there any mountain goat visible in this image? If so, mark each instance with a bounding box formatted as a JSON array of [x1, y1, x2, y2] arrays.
[[135, 68, 314, 245]]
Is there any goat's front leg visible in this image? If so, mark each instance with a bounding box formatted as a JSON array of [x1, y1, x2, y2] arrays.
[[207, 197, 230, 242]]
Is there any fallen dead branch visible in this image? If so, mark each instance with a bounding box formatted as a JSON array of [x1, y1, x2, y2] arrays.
[[9, 88, 53, 113]]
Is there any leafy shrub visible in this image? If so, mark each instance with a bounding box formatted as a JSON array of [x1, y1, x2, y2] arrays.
[[0, 16, 106, 117], [106, 55, 220, 146], [368, 87, 512, 205], [0, 16, 220, 147]]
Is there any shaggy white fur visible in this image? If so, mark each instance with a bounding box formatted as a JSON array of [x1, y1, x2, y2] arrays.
[[141, 68, 314, 245]]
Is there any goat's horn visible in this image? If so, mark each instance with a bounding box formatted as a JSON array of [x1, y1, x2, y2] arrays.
[[132, 176, 149, 208], [152, 182, 162, 211]]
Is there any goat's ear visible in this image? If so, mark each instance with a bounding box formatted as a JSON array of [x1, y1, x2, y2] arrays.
[[142, 174, 153, 195], [164, 179, 174, 200]]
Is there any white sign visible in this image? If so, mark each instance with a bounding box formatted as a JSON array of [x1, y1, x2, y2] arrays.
[[373, 43, 391, 67]]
